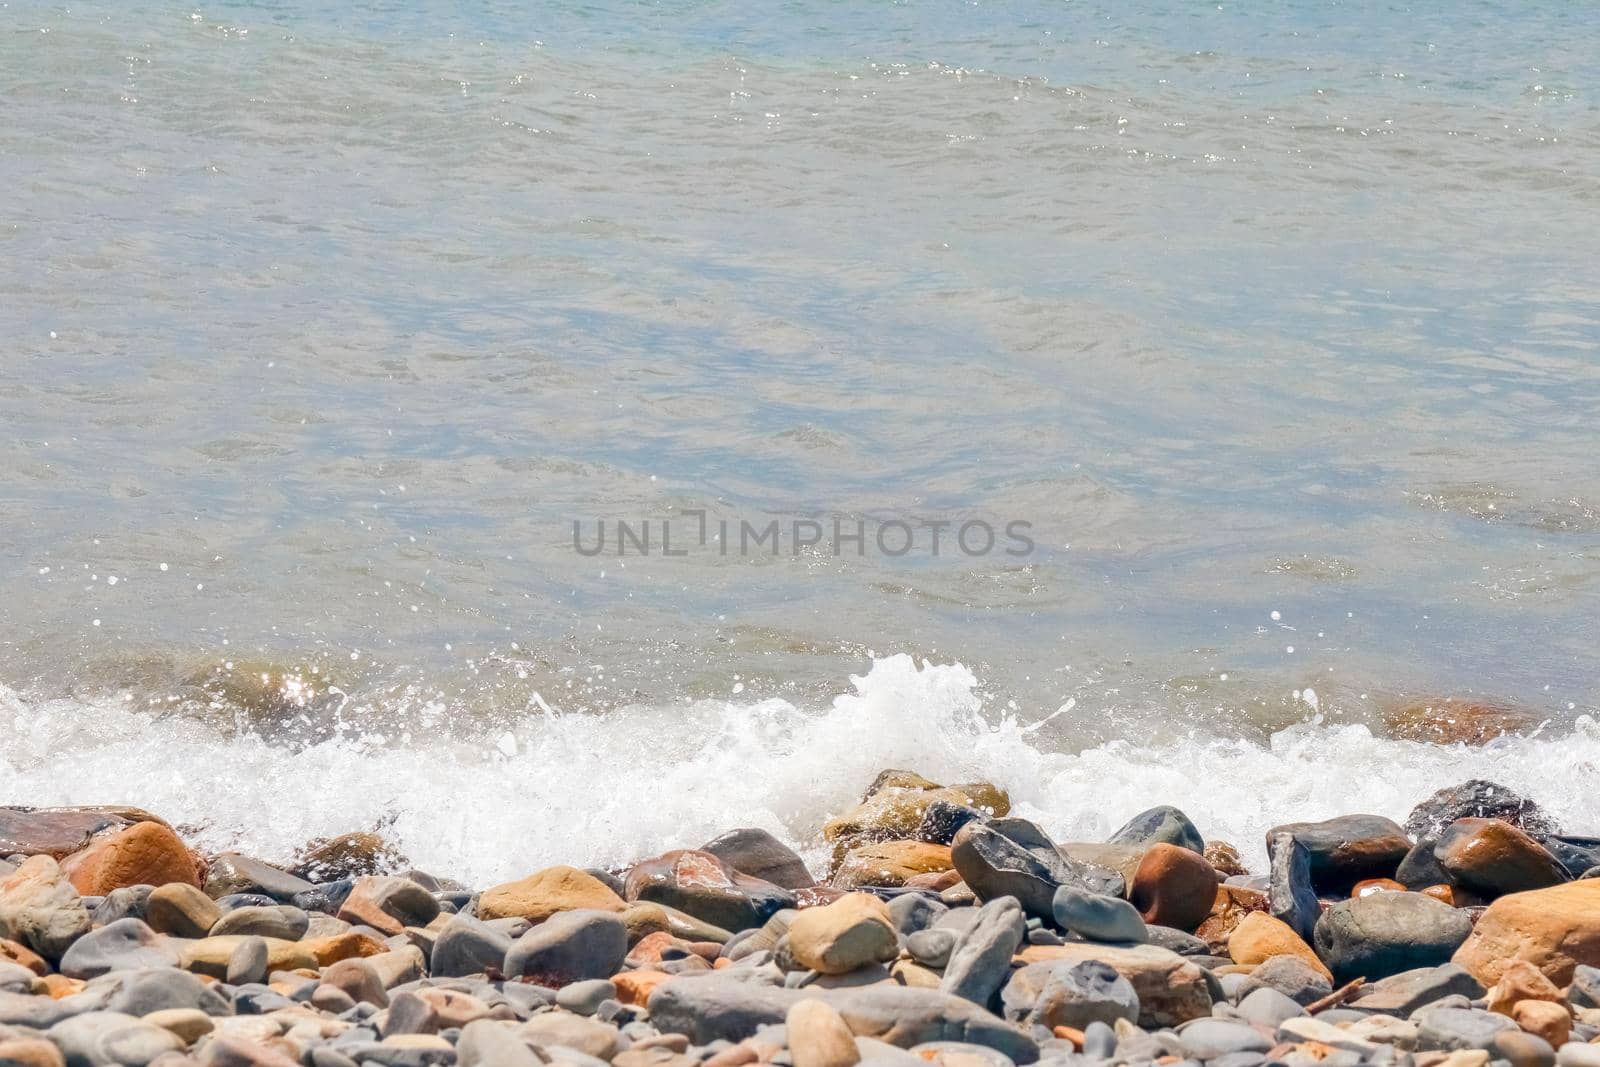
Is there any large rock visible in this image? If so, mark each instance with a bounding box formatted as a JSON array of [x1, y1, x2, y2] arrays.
[[646, 976, 1038, 1064], [176, 934, 317, 978], [1108, 806, 1204, 854], [1313, 891, 1473, 983], [478, 864, 627, 923], [58, 918, 181, 979], [1385, 699, 1544, 746], [823, 772, 1009, 861], [1405, 782, 1560, 840], [789, 892, 900, 975], [0, 855, 92, 959], [701, 828, 815, 890], [940, 897, 1025, 1006], [59, 822, 199, 895], [1265, 815, 1411, 894], [1452, 879, 1600, 985], [1052, 886, 1148, 944], [431, 913, 514, 978], [833, 841, 953, 890], [0, 807, 154, 859], [1434, 819, 1568, 898], [1266, 832, 1319, 944], [624, 850, 794, 932], [1128, 844, 1216, 932], [202, 853, 315, 902], [950, 821, 1112, 920], [145, 883, 222, 939], [1001, 959, 1138, 1029], [1228, 912, 1331, 982], [503, 908, 627, 986], [1012, 942, 1212, 1027]]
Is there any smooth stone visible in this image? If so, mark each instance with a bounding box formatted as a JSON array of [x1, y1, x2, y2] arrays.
[[1265, 833, 1319, 945], [1397, 836, 1454, 891], [1227, 912, 1331, 983], [1003, 959, 1138, 1030], [1570, 964, 1600, 1009], [1052, 887, 1147, 945], [907, 929, 957, 969], [292, 832, 409, 882], [909, 1043, 1012, 1067], [625, 851, 795, 933], [1145, 926, 1208, 956], [144, 883, 221, 938], [59, 918, 180, 979], [941, 896, 1026, 1006], [91, 885, 154, 927], [645, 976, 1040, 1064], [46, 1010, 144, 1066], [225, 936, 269, 986], [833, 841, 954, 891], [1178, 1019, 1272, 1060], [202, 854, 315, 902], [59, 822, 199, 897], [917, 802, 990, 847], [702, 829, 816, 891], [1264, 815, 1412, 895], [787, 997, 862, 1067], [1557, 1046, 1600, 1067], [787, 894, 899, 976], [337, 875, 441, 937], [432, 913, 515, 979], [1005, 943, 1212, 1028], [1452, 878, 1600, 985], [1234, 987, 1305, 1027], [321, 957, 390, 1007], [1414, 1006, 1519, 1051], [558, 979, 619, 1016], [503, 908, 628, 986], [0, 856, 93, 959], [97, 1020, 185, 1065], [479, 866, 627, 925], [1349, 964, 1484, 1015], [1109, 807, 1204, 854], [210, 904, 310, 941], [104, 967, 231, 1016], [949, 822, 1096, 921], [1489, 1030, 1556, 1067], [824, 773, 1009, 858], [1543, 837, 1600, 880], [518, 1011, 623, 1060], [1129, 844, 1220, 933], [888, 894, 947, 936], [1404, 781, 1560, 840], [1314, 891, 1472, 983], [1434, 819, 1568, 898], [457, 1018, 546, 1067]]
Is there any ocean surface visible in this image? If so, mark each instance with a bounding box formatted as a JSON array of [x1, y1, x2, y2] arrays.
[[2, 1, 1598, 880]]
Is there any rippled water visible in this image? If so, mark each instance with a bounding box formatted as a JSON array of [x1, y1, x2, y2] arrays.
[[2, 1, 1598, 867]]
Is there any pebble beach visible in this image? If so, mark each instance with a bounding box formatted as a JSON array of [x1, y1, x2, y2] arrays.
[[4, 772, 1600, 1067]]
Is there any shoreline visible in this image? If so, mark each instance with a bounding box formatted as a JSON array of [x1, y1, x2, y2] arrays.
[[3, 772, 1600, 1067]]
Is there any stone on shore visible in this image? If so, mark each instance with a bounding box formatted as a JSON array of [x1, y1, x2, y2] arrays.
[[1108, 807, 1205, 854], [1204, 841, 1248, 877], [1128, 844, 1217, 932], [1434, 818, 1569, 898], [940, 897, 1025, 1006], [59, 822, 199, 897], [1313, 890, 1473, 983], [1265, 815, 1412, 895], [1266, 831, 1320, 944], [1012, 942, 1212, 1027], [1405, 782, 1560, 840], [291, 831, 408, 881], [202, 853, 315, 902], [950, 821, 1109, 921], [788, 998, 862, 1067], [431, 913, 514, 978], [1348, 963, 1484, 1015], [0, 806, 159, 860], [832, 841, 953, 890], [701, 828, 816, 890], [1385, 699, 1544, 746], [1051, 886, 1148, 944], [1452, 878, 1600, 984], [478, 864, 627, 924], [624, 850, 795, 932], [144, 882, 222, 939], [335, 875, 440, 935], [1002, 959, 1139, 1029], [0, 856, 92, 960], [823, 772, 1009, 861], [58, 918, 180, 979], [787, 893, 899, 975], [502, 907, 628, 986], [1228, 912, 1332, 982]]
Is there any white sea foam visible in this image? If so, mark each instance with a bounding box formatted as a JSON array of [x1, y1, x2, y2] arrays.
[[4, 655, 1598, 886]]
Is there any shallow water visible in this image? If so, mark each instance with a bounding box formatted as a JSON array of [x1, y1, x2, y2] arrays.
[[2, 1, 1598, 869]]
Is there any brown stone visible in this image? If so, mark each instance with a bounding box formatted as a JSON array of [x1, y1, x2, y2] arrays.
[[1423, 884, 1458, 906], [178, 935, 318, 978], [291, 832, 408, 881], [1228, 911, 1333, 982], [1352, 878, 1407, 897], [1385, 699, 1544, 746], [305, 931, 387, 965], [1435, 819, 1568, 899], [0, 855, 92, 959], [146, 881, 222, 938], [904, 870, 964, 892], [1486, 960, 1566, 1015], [1129, 844, 1218, 932], [624, 850, 794, 932], [1204, 841, 1249, 878], [321, 957, 389, 1007], [822, 773, 1008, 861], [1511, 999, 1571, 1047], [59, 821, 200, 895], [786, 892, 898, 975], [335, 875, 440, 936], [40, 974, 83, 998], [615, 968, 673, 1005], [787, 998, 861, 1067], [1014, 942, 1213, 1027], [1265, 815, 1413, 895], [831, 840, 953, 890], [0, 1038, 66, 1067], [1453, 879, 1600, 985], [0, 937, 48, 975], [1195, 885, 1269, 953], [478, 864, 626, 924]]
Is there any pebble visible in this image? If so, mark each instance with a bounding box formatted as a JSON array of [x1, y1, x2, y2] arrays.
[[786, 894, 899, 976], [1313, 891, 1473, 982], [940, 897, 1026, 1005], [145, 883, 221, 938], [504, 908, 629, 985], [1051, 887, 1148, 944], [786, 998, 861, 1067]]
